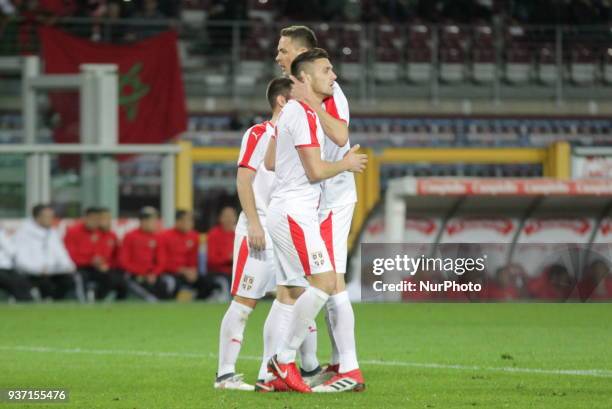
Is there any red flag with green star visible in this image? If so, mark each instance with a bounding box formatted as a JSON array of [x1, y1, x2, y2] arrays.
[[39, 27, 187, 145]]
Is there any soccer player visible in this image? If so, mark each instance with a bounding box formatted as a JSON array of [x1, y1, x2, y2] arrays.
[[265, 48, 367, 393], [274, 25, 365, 392], [215, 77, 297, 391]]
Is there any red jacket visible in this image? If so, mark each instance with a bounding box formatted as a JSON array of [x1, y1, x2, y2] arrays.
[[64, 222, 99, 268], [158, 228, 199, 274], [95, 229, 120, 269], [206, 225, 234, 276], [119, 228, 165, 276]]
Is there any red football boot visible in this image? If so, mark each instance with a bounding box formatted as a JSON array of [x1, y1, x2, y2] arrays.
[[312, 368, 366, 393], [268, 355, 311, 393]]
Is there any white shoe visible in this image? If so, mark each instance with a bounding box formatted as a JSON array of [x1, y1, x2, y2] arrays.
[[213, 373, 254, 391], [301, 366, 333, 388]]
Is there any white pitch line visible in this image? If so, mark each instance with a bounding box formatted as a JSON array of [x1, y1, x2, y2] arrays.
[[1, 345, 611, 379]]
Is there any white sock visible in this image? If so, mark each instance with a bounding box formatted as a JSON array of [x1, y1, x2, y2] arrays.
[[299, 319, 319, 372], [325, 299, 340, 366], [277, 286, 329, 364], [217, 300, 252, 378], [258, 300, 293, 380], [329, 291, 359, 373]]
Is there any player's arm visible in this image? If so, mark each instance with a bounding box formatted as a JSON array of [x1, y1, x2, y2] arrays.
[[264, 137, 276, 171], [298, 144, 367, 183], [236, 167, 265, 251], [309, 105, 348, 147], [290, 75, 349, 147]]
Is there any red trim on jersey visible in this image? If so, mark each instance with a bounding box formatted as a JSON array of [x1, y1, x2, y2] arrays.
[[323, 96, 347, 124], [295, 143, 320, 148], [287, 215, 311, 276], [238, 123, 266, 169], [297, 101, 319, 147], [320, 210, 336, 271], [231, 237, 249, 296], [238, 164, 257, 171]]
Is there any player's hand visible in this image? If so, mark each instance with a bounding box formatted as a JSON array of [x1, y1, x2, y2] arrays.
[[145, 274, 157, 285], [289, 74, 316, 105], [344, 144, 368, 173], [248, 222, 266, 251]]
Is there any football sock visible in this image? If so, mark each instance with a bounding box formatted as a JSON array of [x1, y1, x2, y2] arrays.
[[325, 298, 340, 366], [277, 286, 329, 364], [329, 291, 359, 373], [258, 299, 292, 380], [217, 300, 252, 377], [299, 319, 319, 372]]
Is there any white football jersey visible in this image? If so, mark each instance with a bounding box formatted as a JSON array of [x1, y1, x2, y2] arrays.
[[235, 121, 276, 235], [269, 99, 326, 211], [320, 81, 357, 209]]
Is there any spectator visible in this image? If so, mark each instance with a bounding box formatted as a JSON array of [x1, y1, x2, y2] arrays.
[[92, 207, 129, 299], [13, 204, 79, 300], [157, 209, 218, 299], [64, 207, 101, 272], [119, 206, 171, 300], [206, 206, 237, 281], [0, 227, 33, 301]]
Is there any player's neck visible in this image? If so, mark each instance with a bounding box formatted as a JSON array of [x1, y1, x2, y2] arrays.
[[269, 112, 280, 125]]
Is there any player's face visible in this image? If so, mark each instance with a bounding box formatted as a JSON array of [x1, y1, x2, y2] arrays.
[[36, 208, 55, 229], [99, 212, 112, 231], [308, 58, 336, 98], [275, 36, 307, 75]]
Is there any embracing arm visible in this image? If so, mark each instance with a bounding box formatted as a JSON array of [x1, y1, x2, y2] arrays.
[[298, 144, 366, 183]]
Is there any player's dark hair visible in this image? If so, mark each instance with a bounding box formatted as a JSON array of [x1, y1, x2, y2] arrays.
[[139, 206, 159, 220], [32, 203, 52, 219], [175, 209, 191, 220], [266, 77, 293, 109], [280, 25, 317, 49], [290, 47, 329, 79], [98, 207, 110, 214], [84, 207, 100, 216]]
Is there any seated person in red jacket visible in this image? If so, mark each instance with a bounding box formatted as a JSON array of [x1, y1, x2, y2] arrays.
[[64, 207, 101, 299], [92, 207, 129, 300], [576, 259, 612, 301], [206, 206, 237, 288], [158, 209, 209, 298], [119, 207, 170, 300], [527, 263, 576, 301]]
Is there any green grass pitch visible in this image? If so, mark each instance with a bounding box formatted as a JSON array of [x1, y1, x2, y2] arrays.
[[1, 302, 611, 408]]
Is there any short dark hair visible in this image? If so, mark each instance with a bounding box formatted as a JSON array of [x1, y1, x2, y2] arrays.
[[290, 47, 330, 79], [98, 207, 111, 214], [280, 25, 317, 49], [84, 207, 100, 216], [138, 206, 159, 220], [266, 77, 293, 109], [175, 209, 192, 220], [32, 204, 52, 219]]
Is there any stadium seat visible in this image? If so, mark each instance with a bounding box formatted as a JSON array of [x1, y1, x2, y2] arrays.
[[472, 25, 495, 83], [406, 24, 432, 83], [439, 24, 467, 83], [374, 24, 403, 83], [339, 24, 364, 82], [570, 45, 597, 84], [602, 47, 612, 84], [537, 44, 559, 85]]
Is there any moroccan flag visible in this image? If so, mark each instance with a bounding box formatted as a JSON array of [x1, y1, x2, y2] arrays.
[[39, 27, 187, 145]]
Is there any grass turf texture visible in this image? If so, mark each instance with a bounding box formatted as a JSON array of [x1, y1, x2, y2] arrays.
[[1, 303, 611, 409]]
